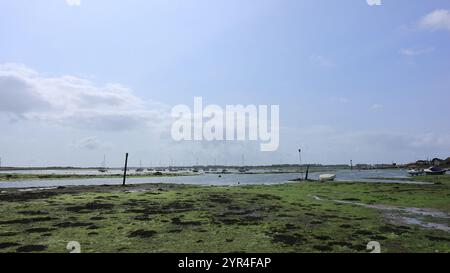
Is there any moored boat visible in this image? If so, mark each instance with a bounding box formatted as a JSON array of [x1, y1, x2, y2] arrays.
[[98, 155, 108, 173], [319, 174, 336, 182], [407, 169, 424, 176], [135, 160, 144, 172], [424, 166, 447, 175]]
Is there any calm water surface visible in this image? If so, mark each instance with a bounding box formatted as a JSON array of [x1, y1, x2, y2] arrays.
[[0, 169, 439, 189]]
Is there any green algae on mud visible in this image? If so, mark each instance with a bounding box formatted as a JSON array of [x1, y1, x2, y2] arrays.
[[0, 172, 192, 182], [0, 176, 449, 253]]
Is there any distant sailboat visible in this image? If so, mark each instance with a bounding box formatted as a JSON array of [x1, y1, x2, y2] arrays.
[[136, 160, 144, 172], [238, 154, 248, 173], [210, 159, 218, 172], [98, 155, 107, 173]]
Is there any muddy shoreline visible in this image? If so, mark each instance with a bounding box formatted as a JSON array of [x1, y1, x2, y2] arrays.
[[0, 176, 449, 253]]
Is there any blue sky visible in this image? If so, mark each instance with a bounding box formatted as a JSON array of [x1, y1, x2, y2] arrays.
[[1, 0, 450, 167]]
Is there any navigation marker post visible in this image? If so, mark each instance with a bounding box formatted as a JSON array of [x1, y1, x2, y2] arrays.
[[123, 153, 129, 186]]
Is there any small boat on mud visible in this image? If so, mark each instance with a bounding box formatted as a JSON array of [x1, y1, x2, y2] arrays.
[[319, 174, 336, 182], [424, 167, 447, 175], [407, 169, 424, 176]]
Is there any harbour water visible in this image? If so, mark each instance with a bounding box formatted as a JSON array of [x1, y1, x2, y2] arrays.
[[0, 169, 440, 188]]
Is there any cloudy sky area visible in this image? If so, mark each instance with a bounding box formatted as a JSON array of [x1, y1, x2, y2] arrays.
[[0, 0, 450, 167]]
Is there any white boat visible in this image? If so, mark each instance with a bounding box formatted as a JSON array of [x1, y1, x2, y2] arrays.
[[319, 174, 336, 182], [424, 167, 447, 175], [407, 169, 424, 176]]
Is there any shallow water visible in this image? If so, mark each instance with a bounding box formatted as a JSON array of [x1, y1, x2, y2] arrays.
[[311, 195, 450, 232], [0, 169, 435, 189], [391, 216, 450, 232]]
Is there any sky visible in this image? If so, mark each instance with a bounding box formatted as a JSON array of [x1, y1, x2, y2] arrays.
[[0, 0, 450, 167]]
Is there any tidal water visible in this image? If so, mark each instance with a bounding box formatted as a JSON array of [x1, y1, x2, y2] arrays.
[[0, 169, 437, 189]]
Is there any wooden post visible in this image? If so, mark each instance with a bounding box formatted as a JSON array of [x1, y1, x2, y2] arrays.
[[123, 153, 129, 186], [298, 149, 302, 180], [305, 165, 309, 180]]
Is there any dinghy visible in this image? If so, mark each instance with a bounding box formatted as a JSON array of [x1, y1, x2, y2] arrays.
[[319, 174, 336, 182]]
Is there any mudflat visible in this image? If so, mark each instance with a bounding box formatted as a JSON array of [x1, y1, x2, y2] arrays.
[[0, 175, 449, 253]]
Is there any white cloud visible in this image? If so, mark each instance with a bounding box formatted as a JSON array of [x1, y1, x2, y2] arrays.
[[71, 136, 104, 150], [419, 9, 450, 32], [399, 47, 434, 56], [287, 126, 450, 164], [366, 0, 381, 7], [310, 55, 336, 68], [340, 132, 450, 152], [0, 63, 170, 131], [66, 0, 81, 6], [330, 97, 349, 104], [371, 104, 383, 110]]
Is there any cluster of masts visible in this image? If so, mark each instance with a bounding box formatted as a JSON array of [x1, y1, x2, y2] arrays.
[[96, 154, 250, 174]]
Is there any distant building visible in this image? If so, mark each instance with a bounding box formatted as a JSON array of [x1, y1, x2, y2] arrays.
[[355, 164, 373, 170], [415, 160, 429, 166], [445, 157, 450, 166], [374, 164, 397, 169], [431, 158, 444, 166]]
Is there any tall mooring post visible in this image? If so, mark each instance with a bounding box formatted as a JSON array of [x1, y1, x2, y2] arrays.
[[298, 149, 303, 180], [123, 153, 129, 186]]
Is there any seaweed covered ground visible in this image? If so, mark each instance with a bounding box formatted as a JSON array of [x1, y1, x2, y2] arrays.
[[0, 172, 190, 182], [0, 175, 449, 253]]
